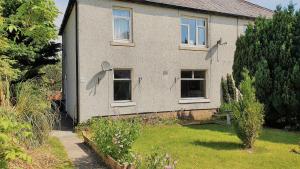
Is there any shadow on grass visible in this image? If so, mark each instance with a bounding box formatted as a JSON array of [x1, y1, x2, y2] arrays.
[[192, 140, 242, 150], [184, 124, 300, 145]]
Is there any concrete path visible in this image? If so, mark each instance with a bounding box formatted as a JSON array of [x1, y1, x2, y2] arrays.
[[52, 118, 108, 169]]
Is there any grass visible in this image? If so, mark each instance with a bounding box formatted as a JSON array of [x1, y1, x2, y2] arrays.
[[9, 137, 74, 169], [133, 124, 300, 169], [47, 137, 74, 169]]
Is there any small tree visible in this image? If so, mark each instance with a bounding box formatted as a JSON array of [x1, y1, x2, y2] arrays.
[[221, 77, 230, 103], [227, 74, 236, 101], [231, 69, 264, 149], [221, 74, 237, 104]]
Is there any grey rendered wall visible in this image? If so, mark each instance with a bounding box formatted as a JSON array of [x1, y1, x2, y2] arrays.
[[77, 0, 250, 122], [62, 6, 77, 121]]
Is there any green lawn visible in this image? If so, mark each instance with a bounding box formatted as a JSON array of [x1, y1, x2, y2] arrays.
[[133, 124, 300, 169]]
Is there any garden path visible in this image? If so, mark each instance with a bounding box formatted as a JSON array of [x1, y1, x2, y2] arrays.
[[52, 117, 108, 169]]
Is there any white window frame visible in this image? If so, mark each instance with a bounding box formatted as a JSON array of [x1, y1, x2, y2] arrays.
[[180, 17, 207, 47], [112, 7, 132, 43], [113, 69, 132, 102], [181, 70, 206, 99]]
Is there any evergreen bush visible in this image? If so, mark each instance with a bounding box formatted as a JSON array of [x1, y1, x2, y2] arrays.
[[221, 77, 231, 103], [233, 5, 300, 129], [231, 69, 264, 149]]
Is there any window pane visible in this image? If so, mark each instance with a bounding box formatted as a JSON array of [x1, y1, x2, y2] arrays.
[[114, 70, 131, 79], [114, 81, 131, 101], [198, 27, 206, 45], [181, 25, 188, 44], [188, 19, 196, 45], [181, 71, 192, 78], [197, 19, 205, 27], [243, 26, 247, 34], [181, 80, 202, 98], [114, 18, 130, 40], [181, 18, 189, 25], [194, 71, 205, 79], [113, 9, 130, 17], [200, 80, 206, 97]]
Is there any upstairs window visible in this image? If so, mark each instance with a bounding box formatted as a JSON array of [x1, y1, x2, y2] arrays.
[[181, 70, 206, 98], [113, 8, 132, 42], [114, 70, 132, 101], [181, 17, 207, 46]]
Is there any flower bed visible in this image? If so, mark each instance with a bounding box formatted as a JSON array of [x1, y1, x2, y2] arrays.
[[82, 131, 135, 169]]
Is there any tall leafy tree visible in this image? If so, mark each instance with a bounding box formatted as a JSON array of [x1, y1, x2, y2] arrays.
[[0, 0, 60, 81], [233, 4, 300, 129]]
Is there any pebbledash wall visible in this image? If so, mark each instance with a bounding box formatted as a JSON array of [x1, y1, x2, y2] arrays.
[[62, 0, 250, 122]]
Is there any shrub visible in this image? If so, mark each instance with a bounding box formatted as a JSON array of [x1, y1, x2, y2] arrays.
[[221, 74, 237, 104], [227, 74, 237, 101], [15, 81, 57, 146], [142, 148, 177, 169], [40, 62, 62, 92], [221, 77, 230, 103], [231, 69, 264, 149], [233, 5, 300, 129], [91, 118, 141, 164], [0, 108, 32, 169]]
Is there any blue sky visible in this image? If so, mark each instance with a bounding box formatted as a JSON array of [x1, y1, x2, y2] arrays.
[[55, 0, 300, 27]]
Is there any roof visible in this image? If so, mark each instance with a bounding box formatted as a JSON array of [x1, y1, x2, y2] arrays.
[[59, 0, 273, 35]]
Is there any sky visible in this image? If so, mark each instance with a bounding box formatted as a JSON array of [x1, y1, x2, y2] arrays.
[[55, 0, 300, 28]]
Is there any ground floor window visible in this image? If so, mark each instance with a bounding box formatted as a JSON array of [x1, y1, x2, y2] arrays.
[[181, 70, 206, 98], [113, 69, 131, 101]]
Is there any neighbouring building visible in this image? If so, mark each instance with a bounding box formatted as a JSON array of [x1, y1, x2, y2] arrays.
[[60, 0, 273, 123]]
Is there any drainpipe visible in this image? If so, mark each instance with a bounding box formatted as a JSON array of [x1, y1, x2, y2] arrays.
[[75, 0, 80, 125]]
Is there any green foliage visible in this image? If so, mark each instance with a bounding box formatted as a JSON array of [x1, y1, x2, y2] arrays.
[[0, 0, 60, 81], [138, 148, 177, 169], [0, 108, 32, 168], [233, 5, 300, 129], [91, 118, 141, 164], [221, 77, 230, 103], [231, 69, 264, 149], [144, 148, 166, 169], [0, 58, 19, 106], [15, 81, 57, 146], [227, 74, 236, 101], [40, 62, 62, 91], [221, 74, 237, 103]]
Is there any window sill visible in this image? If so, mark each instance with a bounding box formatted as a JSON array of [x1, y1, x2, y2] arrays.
[[111, 102, 136, 107], [179, 98, 210, 104], [179, 45, 209, 51], [110, 41, 135, 47]]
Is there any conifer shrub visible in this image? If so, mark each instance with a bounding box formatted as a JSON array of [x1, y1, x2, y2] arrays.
[[227, 74, 237, 101], [231, 69, 264, 149], [233, 5, 300, 129], [221, 77, 230, 103]]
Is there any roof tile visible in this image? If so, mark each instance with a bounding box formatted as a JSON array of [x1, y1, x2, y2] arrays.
[[138, 0, 273, 18]]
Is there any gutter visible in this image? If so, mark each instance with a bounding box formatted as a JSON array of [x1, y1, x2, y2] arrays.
[[59, 0, 272, 35], [59, 0, 76, 35]]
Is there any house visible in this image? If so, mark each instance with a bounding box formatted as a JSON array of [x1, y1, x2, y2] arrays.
[[59, 0, 273, 123]]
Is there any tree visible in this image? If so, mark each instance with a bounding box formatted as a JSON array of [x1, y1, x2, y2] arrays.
[[0, 10, 20, 106], [221, 77, 230, 103], [233, 4, 300, 129], [0, 0, 60, 82], [231, 69, 264, 149], [227, 74, 236, 101], [221, 74, 236, 104]]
